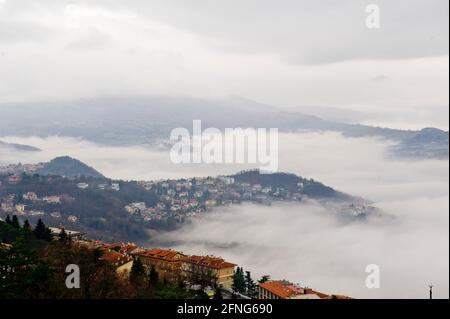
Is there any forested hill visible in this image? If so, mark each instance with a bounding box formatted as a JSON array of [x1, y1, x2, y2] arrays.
[[0, 174, 159, 242], [1, 158, 366, 242], [231, 170, 356, 202], [36, 156, 105, 178]]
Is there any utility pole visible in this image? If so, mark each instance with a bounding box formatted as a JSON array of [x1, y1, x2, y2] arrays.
[[428, 284, 433, 300]]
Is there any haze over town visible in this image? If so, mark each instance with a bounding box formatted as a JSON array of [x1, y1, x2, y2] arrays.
[[1, 133, 448, 298], [0, 0, 448, 299]]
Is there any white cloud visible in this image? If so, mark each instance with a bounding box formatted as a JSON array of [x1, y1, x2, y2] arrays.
[[155, 199, 448, 299]]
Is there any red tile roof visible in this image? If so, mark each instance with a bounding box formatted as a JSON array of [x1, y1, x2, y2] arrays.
[[259, 281, 333, 299], [309, 289, 330, 299], [259, 281, 301, 299], [138, 248, 236, 269], [101, 250, 132, 267], [183, 255, 237, 269], [139, 248, 184, 262]]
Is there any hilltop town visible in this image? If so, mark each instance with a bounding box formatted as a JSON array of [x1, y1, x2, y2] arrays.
[[0, 158, 376, 242], [0, 157, 367, 299]]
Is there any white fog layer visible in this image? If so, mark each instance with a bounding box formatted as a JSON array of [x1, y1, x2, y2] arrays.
[[1, 132, 448, 298]]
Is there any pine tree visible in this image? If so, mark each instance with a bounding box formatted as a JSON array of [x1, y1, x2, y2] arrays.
[[58, 228, 68, 244], [5, 215, 11, 225], [130, 257, 145, 285], [148, 265, 159, 287], [23, 219, 31, 232], [43, 227, 52, 242], [33, 219, 52, 241], [232, 267, 246, 294], [245, 271, 257, 298], [11, 215, 20, 228], [33, 219, 45, 239]]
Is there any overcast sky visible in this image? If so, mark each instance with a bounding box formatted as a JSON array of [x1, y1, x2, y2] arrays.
[[0, 0, 448, 128]]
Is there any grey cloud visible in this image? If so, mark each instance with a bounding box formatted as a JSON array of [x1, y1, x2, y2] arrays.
[[65, 27, 113, 50], [371, 75, 389, 82], [2, 0, 447, 63], [0, 20, 55, 44], [103, 0, 449, 64]]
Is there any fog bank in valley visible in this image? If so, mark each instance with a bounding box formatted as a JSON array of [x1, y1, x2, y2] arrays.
[[1, 132, 448, 298]]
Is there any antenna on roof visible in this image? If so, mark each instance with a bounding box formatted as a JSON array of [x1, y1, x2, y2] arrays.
[[428, 283, 434, 300]]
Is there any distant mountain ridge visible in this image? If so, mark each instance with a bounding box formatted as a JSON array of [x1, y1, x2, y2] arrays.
[[390, 127, 449, 159], [0, 96, 447, 159], [35, 156, 105, 178]]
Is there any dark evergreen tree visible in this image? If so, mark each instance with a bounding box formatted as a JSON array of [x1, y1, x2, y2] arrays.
[[23, 219, 31, 232], [148, 265, 159, 287], [11, 215, 20, 228], [232, 267, 246, 294], [130, 257, 145, 285], [245, 271, 258, 298], [58, 228, 69, 244], [44, 227, 52, 241], [33, 219, 52, 241], [0, 237, 54, 298], [5, 215, 12, 225]]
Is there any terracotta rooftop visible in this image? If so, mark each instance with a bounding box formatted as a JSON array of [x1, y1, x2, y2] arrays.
[[101, 250, 132, 267], [259, 281, 302, 299], [259, 281, 332, 299], [183, 255, 237, 269], [139, 248, 185, 262]]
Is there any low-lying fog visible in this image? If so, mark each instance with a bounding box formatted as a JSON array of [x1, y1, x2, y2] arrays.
[[1, 132, 448, 298]]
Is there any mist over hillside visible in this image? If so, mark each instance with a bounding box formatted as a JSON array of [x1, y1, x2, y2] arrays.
[[0, 139, 41, 152], [0, 0, 447, 302], [0, 96, 447, 159], [1, 126, 448, 299]]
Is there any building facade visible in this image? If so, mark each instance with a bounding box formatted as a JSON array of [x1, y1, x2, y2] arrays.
[[137, 248, 185, 282], [181, 255, 236, 289]]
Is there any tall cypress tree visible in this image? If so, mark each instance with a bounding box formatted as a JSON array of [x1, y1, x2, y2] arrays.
[[5, 215, 11, 225]]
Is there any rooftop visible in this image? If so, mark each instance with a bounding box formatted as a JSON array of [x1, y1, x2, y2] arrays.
[[183, 255, 237, 269], [139, 248, 185, 262], [259, 280, 332, 299]]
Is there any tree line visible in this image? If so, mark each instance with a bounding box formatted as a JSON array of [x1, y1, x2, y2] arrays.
[[0, 215, 207, 299]]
